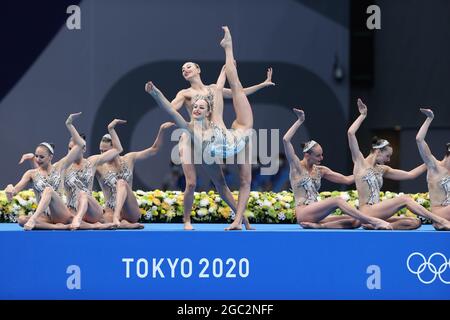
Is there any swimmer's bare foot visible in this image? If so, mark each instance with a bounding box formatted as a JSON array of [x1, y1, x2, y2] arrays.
[[23, 219, 36, 231], [371, 218, 393, 230], [243, 217, 255, 230], [225, 221, 242, 231], [69, 216, 83, 230], [300, 221, 323, 229], [112, 217, 121, 228], [55, 223, 71, 230], [95, 222, 116, 230], [118, 220, 144, 229], [220, 26, 232, 49], [184, 221, 194, 230], [434, 221, 450, 231], [361, 223, 375, 230]]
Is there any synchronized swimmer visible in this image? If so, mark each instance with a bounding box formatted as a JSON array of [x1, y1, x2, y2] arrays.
[[3, 27, 449, 231]]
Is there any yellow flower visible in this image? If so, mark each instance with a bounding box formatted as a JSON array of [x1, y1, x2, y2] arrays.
[[139, 208, 146, 215], [166, 210, 176, 218], [282, 195, 293, 203], [153, 190, 165, 198], [218, 207, 231, 219], [161, 202, 171, 210]]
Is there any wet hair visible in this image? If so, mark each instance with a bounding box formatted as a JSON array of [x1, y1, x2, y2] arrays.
[[371, 136, 391, 152], [446, 143, 450, 157], [38, 142, 55, 155]]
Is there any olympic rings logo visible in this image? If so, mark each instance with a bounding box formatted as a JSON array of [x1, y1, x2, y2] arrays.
[[406, 252, 450, 285]]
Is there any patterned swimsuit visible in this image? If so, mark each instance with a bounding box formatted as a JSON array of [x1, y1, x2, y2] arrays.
[[32, 168, 62, 215], [64, 160, 95, 210], [295, 166, 322, 206], [440, 176, 450, 206], [101, 159, 133, 209], [203, 123, 248, 158], [361, 166, 384, 205]]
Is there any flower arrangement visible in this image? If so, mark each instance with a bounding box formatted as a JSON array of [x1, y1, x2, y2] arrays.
[[0, 189, 432, 223]]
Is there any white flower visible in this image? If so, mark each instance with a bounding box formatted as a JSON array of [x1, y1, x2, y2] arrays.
[[164, 198, 175, 205], [208, 207, 216, 213], [340, 192, 350, 201], [151, 206, 158, 211], [136, 190, 146, 196], [250, 192, 260, 199], [17, 197, 28, 206], [230, 211, 236, 220], [215, 197, 221, 203], [354, 199, 359, 207], [417, 197, 426, 205], [197, 208, 208, 217], [144, 212, 152, 220], [256, 200, 263, 206], [199, 198, 209, 207], [385, 191, 395, 199], [284, 203, 291, 209], [398, 192, 404, 196], [278, 212, 286, 221], [262, 200, 272, 208]]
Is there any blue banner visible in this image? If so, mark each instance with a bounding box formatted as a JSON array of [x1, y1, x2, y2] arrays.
[[0, 224, 449, 299]]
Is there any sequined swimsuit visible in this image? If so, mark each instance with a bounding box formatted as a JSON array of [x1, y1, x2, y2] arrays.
[[101, 159, 132, 209], [64, 160, 95, 210], [440, 175, 450, 206], [294, 166, 322, 206], [203, 123, 248, 158], [32, 168, 62, 215], [361, 166, 384, 205]]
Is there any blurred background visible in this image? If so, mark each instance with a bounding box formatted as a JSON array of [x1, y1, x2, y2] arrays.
[[1, 0, 449, 193]]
